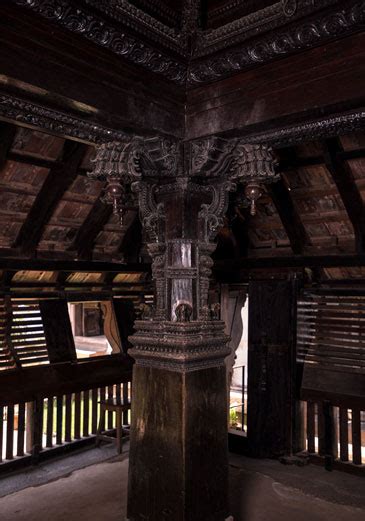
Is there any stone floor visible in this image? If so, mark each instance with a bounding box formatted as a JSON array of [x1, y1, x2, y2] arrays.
[[0, 446, 364, 521]]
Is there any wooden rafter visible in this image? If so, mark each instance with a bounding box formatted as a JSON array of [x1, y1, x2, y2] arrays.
[[68, 198, 113, 260], [214, 253, 365, 271], [0, 122, 16, 171], [0, 258, 149, 273], [268, 178, 310, 255], [117, 211, 142, 262], [323, 137, 365, 254], [13, 141, 88, 255]]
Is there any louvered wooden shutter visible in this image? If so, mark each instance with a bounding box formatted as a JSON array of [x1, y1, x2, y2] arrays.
[[297, 293, 365, 375], [0, 298, 16, 371], [10, 298, 49, 367]]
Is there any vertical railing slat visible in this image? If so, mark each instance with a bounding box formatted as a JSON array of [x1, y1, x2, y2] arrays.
[[74, 392, 81, 440], [99, 387, 106, 432], [123, 382, 129, 425], [65, 394, 72, 443], [83, 390, 89, 437], [339, 407, 349, 462], [0, 406, 4, 463], [91, 389, 98, 434], [107, 385, 114, 429], [351, 408, 362, 465], [307, 401, 315, 453], [6, 404, 14, 460], [46, 397, 54, 448], [56, 396, 63, 445], [17, 402, 26, 457]]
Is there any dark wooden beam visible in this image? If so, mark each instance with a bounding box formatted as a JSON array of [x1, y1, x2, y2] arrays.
[[68, 199, 113, 260], [117, 211, 142, 262], [0, 258, 150, 273], [214, 254, 365, 272], [268, 178, 310, 255], [0, 121, 16, 170], [13, 141, 88, 255], [323, 137, 365, 254], [0, 356, 132, 407]]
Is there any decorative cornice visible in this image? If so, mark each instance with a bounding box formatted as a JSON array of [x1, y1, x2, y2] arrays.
[[12, 0, 187, 85], [10, 0, 363, 85], [82, 0, 187, 53], [241, 109, 365, 148], [0, 94, 128, 144], [1, 94, 364, 150], [189, 0, 365, 83]]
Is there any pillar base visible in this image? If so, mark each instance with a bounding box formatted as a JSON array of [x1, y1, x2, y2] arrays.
[[126, 363, 230, 521]]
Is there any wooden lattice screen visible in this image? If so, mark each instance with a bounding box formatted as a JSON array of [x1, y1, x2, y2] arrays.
[[297, 293, 365, 376], [0, 298, 49, 369], [0, 298, 16, 371]]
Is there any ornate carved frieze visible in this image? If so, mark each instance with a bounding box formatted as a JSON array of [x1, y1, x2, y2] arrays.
[[189, 0, 365, 83], [0, 94, 128, 144], [242, 109, 365, 148], [129, 320, 231, 372], [12, 0, 187, 85], [10, 0, 363, 85], [1, 94, 364, 153]]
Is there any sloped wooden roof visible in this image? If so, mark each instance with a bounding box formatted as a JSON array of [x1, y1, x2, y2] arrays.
[[0, 123, 142, 263], [1, 121, 365, 281], [214, 131, 365, 280]]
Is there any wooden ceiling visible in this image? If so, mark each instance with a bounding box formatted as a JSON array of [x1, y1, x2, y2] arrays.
[[0, 123, 142, 264], [214, 131, 365, 280], [1, 120, 365, 280]]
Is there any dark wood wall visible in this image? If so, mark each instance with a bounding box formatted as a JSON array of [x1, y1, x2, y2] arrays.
[[0, 3, 185, 138], [247, 278, 297, 457], [186, 33, 365, 139]]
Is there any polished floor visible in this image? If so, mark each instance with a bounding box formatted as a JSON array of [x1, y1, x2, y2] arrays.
[[0, 447, 364, 521]]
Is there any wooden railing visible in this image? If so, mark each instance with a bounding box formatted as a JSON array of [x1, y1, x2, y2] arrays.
[[0, 355, 132, 474], [297, 396, 364, 474]]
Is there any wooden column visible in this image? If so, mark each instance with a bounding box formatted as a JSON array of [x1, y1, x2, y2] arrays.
[[92, 138, 244, 521], [91, 137, 278, 520], [247, 277, 298, 457]]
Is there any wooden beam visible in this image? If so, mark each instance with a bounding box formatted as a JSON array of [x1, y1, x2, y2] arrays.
[[214, 254, 365, 272], [268, 178, 310, 255], [13, 141, 88, 255], [0, 122, 16, 170], [323, 137, 365, 253], [0, 258, 150, 273], [117, 211, 142, 262], [0, 356, 132, 407], [68, 199, 113, 260]]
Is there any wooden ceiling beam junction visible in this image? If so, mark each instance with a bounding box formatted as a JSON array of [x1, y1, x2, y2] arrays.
[[323, 137, 365, 254], [13, 141, 88, 255]]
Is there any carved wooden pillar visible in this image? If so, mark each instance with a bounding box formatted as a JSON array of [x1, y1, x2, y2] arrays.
[[91, 137, 278, 521]]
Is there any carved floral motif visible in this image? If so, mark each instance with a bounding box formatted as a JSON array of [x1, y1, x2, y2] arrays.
[[12, 0, 363, 84]]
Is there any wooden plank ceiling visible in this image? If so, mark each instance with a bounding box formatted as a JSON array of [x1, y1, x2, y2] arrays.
[[1, 121, 365, 280], [0, 123, 142, 264], [214, 131, 365, 280]]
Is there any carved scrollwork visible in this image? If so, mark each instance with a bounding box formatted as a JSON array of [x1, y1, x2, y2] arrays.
[[132, 181, 164, 242], [189, 1, 365, 83], [230, 143, 279, 184], [13, 0, 187, 84], [282, 0, 298, 17], [190, 137, 236, 177], [140, 137, 181, 177], [199, 181, 236, 241]]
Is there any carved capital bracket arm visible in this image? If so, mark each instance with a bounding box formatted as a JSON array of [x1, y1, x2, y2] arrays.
[[90, 136, 279, 371]]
